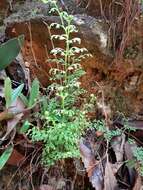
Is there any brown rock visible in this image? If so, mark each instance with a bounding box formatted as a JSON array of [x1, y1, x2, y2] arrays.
[[0, 0, 8, 9], [5, 15, 111, 86]]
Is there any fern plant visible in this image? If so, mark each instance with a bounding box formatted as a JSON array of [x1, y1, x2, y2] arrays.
[[30, 0, 95, 166], [132, 147, 143, 176]]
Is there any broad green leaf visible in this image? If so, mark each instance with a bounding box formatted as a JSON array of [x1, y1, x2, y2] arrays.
[[0, 145, 13, 170], [12, 83, 24, 103], [20, 120, 30, 133], [0, 35, 24, 70], [28, 79, 40, 108], [4, 77, 12, 108], [19, 93, 28, 106]]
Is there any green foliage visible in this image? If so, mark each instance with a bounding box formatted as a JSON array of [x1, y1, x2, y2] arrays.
[[0, 78, 38, 169], [28, 79, 40, 108], [0, 145, 13, 170], [20, 78, 40, 108], [0, 35, 24, 170], [4, 77, 12, 109], [123, 118, 136, 132], [133, 147, 143, 176], [11, 83, 24, 103], [126, 146, 143, 176], [0, 35, 24, 70], [30, 0, 94, 166], [4, 77, 24, 108], [126, 159, 136, 169], [93, 117, 136, 142], [20, 120, 30, 134], [93, 118, 143, 176], [93, 120, 121, 141], [35, 0, 143, 173], [19, 93, 29, 106]]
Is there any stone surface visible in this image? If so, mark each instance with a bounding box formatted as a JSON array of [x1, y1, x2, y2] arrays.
[[5, 13, 111, 85], [0, 0, 8, 25]]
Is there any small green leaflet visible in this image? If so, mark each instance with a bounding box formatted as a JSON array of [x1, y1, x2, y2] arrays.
[[20, 79, 40, 108], [20, 120, 30, 134], [19, 93, 28, 106], [0, 145, 13, 170], [28, 79, 40, 108], [0, 35, 24, 70], [4, 77, 24, 108], [42, 0, 49, 3], [4, 77, 12, 109], [11, 83, 24, 103]]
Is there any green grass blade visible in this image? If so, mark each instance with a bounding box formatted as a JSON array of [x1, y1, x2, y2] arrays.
[[20, 120, 30, 134], [19, 93, 28, 106], [0, 145, 13, 170], [28, 79, 40, 108], [12, 84, 24, 103], [4, 77, 12, 108]]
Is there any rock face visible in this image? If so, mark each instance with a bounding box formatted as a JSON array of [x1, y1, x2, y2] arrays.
[[0, 0, 8, 25], [4, 0, 143, 118], [0, 0, 8, 9], [75, 0, 122, 18], [5, 13, 111, 86]]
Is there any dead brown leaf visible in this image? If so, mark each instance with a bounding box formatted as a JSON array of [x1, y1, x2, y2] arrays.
[[104, 160, 119, 190], [0, 97, 25, 141], [0, 110, 15, 121], [79, 139, 104, 190], [133, 175, 142, 190], [111, 134, 125, 162], [79, 139, 96, 176], [37, 185, 55, 190], [124, 141, 137, 160]]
